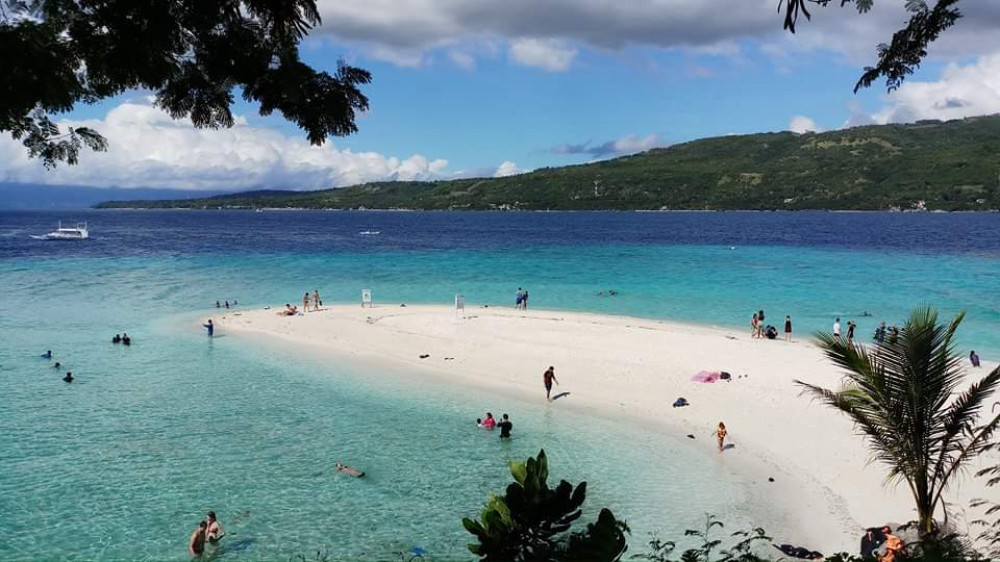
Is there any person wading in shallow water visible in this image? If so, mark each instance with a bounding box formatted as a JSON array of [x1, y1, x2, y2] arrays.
[[189, 520, 207, 557], [543, 366, 559, 401], [715, 422, 728, 452]]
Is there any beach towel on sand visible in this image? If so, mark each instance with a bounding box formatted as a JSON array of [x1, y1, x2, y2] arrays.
[[691, 371, 720, 383]]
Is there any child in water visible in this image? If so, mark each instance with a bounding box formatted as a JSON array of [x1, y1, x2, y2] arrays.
[[715, 422, 728, 452]]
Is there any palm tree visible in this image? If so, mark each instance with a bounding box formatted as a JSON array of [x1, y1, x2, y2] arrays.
[[797, 307, 1000, 538]]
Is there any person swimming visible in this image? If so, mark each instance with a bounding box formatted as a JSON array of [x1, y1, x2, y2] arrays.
[[204, 319, 214, 336], [476, 418, 484, 428], [206, 511, 224, 543], [122, 333, 131, 346], [63, 371, 73, 383], [53, 362, 61, 369], [112, 334, 121, 344], [335, 462, 365, 478], [42, 350, 52, 359]]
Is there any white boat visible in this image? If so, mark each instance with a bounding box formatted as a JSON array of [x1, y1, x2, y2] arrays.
[[43, 221, 89, 240], [359, 229, 380, 235]]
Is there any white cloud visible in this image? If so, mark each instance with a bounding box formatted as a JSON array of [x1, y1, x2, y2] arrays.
[[871, 52, 1000, 124], [493, 160, 523, 177], [448, 49, 476, 70], [552, 133, 665, 157], [509, 38, 577, 72], [789, 115, 820, 134], [613, 133, 661, 153], [0, 102, 454, 190], [313, 0, 1000, 69]]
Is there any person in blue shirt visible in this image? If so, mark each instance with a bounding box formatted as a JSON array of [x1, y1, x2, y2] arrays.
[[41, 350, 52, 359], [204, 319, 214, 336]]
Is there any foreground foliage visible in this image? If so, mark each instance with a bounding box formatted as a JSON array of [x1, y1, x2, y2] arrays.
[[1, 0, 370, 167], [797, 307, 1000, 540], [780, 0, 964, 92], [462, 449, 629, 561]]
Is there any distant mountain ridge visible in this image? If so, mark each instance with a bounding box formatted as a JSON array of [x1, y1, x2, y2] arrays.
[[96, 115, 1000, 211]]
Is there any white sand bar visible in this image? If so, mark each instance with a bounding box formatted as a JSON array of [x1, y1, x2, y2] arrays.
[[216, 304, 995, 552]]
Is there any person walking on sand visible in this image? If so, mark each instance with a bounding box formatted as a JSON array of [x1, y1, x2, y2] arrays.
[[783, 315, 792, 342], [189, 520, 207, 557], [543, 366, 559, 401], [833, 318, 842, 341], [847, 320, 856, 343], [313, 289, 321, 311], [715, 422, 728, 452], [303, 292, 310, 313]]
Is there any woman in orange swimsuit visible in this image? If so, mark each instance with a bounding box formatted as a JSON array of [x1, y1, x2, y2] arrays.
[[716, 422, 728, 452]]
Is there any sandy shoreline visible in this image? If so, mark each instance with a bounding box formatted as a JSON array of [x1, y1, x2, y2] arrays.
[[212, 303, 995, 553]]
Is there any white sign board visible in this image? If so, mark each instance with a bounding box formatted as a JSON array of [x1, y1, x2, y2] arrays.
[[361, 288, 373, 307]]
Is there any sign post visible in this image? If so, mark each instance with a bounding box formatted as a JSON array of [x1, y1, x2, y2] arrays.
[[455, 294, 465, 317], [361, 288, 373, 308]]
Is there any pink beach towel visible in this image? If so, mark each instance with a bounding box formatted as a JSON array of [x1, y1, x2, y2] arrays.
[[691, 371, 720, 383]]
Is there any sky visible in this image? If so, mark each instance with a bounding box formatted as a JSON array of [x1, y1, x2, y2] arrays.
[[3, 0, 1000, 191]]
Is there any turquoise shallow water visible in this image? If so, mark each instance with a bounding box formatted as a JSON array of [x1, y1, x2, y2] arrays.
[[2, 210, 999, 560]]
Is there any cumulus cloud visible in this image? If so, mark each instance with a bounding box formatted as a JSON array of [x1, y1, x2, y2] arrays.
[[448, 49, 477, 70], [314, 0, 1000, 68], [553, 133, 664, 157], [870, 52, 1000, 124], [789, 116, 820, 134], [0, 102, 455, 190], [493, 160, 523, 177], [509, 38, 577, 72]]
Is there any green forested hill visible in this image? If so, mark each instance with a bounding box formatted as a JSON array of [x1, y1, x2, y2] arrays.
[[97, 115, 1000, 211]]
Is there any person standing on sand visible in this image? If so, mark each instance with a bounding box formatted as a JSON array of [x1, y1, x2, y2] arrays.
[[847, 320, 856, 343], [543, 366, 558, 401], [313, 289, 321, 311], [303, 292, 310, 313], [833, 318, 842, 341], [715, 422, 728, 452], [189, 520, 207, 557], [515, 287, 524, 310], [784, 315, 792, 342], [522, 290, 529, 309], [750, 313, 759, 339]]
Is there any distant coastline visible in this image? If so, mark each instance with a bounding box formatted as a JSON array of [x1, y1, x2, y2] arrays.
[[94, 115, 1000, 212]]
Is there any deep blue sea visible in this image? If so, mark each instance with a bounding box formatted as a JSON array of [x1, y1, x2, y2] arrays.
[[1, 210, 998, 560]]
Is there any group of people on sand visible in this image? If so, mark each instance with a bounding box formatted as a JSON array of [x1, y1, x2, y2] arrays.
[[515, 287, 530, 310], [41, 350, 75, 382], [477, 412, 514, 438], [188, 511, 224, 557], [750, 310, 792, 341], [302, 289, 322, 312], [111, 333, 132, 345]]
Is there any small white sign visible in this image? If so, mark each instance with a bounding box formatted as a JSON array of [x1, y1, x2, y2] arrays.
[[362, 288, 373, 307]]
